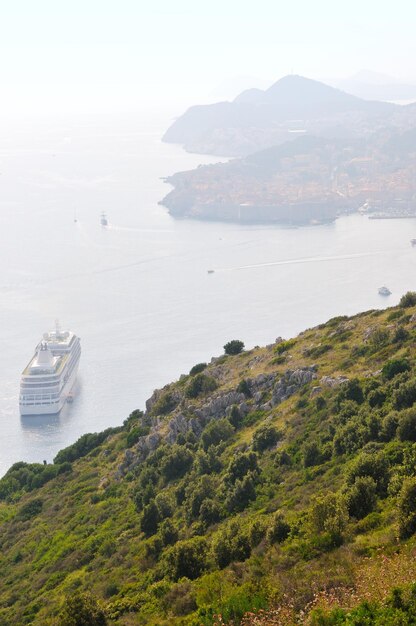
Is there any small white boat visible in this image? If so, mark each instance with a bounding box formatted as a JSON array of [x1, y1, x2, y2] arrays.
[[100, 212, 108, 227], [378, 286, 391, 296]]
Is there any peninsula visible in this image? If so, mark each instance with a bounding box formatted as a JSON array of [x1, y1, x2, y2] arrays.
[[161, 75, 416, 225]]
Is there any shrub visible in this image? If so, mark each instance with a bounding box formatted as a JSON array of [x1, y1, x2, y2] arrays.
[[224, 340, 245, 355], [369, 327, 390, 350], [400, 291, 416, 307], [225, 472, 256, 512], [228, 404, 243, 428], [252, 425, 281, 452], [225, 452, 258, 484], [155, 492, 174, 519], [212, 521, 251, 568], [382, 358, 410, 380], [346, 476, 377, 519], [58, 591, 107, 626], [189, 362, 207, 376], [380, 412, 399, 441], [54, 428, 118, 464], [159, 519, 179, 546], [393, 327, 410, 343], [165, 537, 208, 580], [160, 445, 194, 481], [126, 425, 150, 447], [151, 391, 179, 416], [303, 440, 323, 467], [186, 374, 218, 398], [236, 379, 251, 397], [274, 338, 296, 355], [194, 448, 222, 475], [346, 452, 389, 495], [398, 477, 416, 539], [267, 511, 291, 544], [201, 419, 234, 451], [140, 500, 160, 537], [17, 498, 43, 521], [397, 409, 416, 442], [335, 378, 364, 406], [185, 475, 215, 520], [309, 492, 348, 542], [199, 498, 222, 526], [393, 378, 416, 410]]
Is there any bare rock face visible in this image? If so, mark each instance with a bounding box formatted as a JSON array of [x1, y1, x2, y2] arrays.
[[320, 375, 349, 387], [166, 413, 191, 444], [195, 391, 247, 422], [115, 431, 162, 478], [410, 313, 416, 324], [363, 326, 375, 341], [310, 386, 323, 397], [271, 366, 317, 406]]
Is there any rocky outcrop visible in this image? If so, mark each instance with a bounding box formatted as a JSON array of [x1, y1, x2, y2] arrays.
[[320, 375, 349, 387], [271, 366, 317, 406], [115, 431, 161, 478], [195, 391, 247, 423]]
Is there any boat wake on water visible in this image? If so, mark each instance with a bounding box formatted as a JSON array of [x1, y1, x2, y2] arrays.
[[213, 250, 391, 273]]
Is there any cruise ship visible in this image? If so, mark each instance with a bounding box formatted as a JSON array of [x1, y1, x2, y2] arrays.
[[19, 323, 81, 416]]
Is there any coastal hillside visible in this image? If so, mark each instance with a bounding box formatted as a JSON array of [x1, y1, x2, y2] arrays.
[[162, 75, 397, 156], [2, 295, 416, 624], [160, 128, 416, 225]]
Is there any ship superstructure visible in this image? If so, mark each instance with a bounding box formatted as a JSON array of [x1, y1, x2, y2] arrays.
[[19, 323, 81, 416]]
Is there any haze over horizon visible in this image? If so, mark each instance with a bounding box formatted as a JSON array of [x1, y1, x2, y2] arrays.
[[1, 0, 416, 120]]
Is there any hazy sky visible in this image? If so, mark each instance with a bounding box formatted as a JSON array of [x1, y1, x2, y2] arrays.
[[1, 0, 416, 117]]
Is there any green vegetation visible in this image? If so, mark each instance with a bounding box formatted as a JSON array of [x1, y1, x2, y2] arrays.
[[224, 340, 245, 355], [1, 302, 416, 625]]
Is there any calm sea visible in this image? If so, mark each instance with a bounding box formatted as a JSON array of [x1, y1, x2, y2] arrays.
[[0, 111, 415, 476]]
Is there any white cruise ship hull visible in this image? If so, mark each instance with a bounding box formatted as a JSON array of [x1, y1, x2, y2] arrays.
[[19, 326, 81, 417], [20, 361, 79, 416]]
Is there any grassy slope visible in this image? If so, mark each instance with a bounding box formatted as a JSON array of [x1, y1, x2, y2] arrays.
[[1, 302, 416, 625]]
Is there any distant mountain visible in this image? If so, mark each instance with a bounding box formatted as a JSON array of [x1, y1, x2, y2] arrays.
[[331, 70, 416, 102], [162, 75, 396, 156]]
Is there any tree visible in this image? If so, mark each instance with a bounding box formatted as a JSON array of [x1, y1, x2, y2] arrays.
[[225, 472, 256, 513], [160, 445, 194, 481], [186, 373, 218, 399], [382, 359, 410, 380], [347, 451, 390, 495], [400, 291, 416, 308], [309, 492, 348, 543], [224, 340, 245, 355], [252, 425, 280, 452], [201, 419, 234, 451], [165, 537, 208, 581], [199, 498, 222, 526], [346, 476, 377, 519], [58, 592, 107, 626], [189, 362, 207, 376], [398, 477, 416, 539], [225, 452, 258, 484], [140, 500, 160, 537], [393, 379, 416, 410], [303, 440, 322, 467], [267, 511, 291, 544], [397, 409, 416, 442], [212, 521, 251, 569], [159, 518, 179, 546]]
